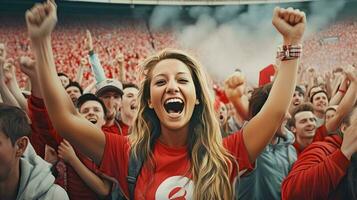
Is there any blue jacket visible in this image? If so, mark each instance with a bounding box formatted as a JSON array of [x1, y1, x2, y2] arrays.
[[237, 129, 297, 200], [16, 143, 69, 200]]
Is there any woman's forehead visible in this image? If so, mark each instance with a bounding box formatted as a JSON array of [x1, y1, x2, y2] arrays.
[[151, 59, 192, 78]]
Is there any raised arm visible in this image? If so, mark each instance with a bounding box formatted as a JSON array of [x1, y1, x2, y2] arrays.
[[242, 7, 305, 162], [326, 67, 357, 132], [114, 52, 125, 82], [83, 79, 97, 94], [224, 71, 250, 121], [85, 30, 106, 84], [26, 0, 105, 164], [74, 58, 87, 85], [19, 57, 41, 98], [0, 56, 20, 108], [6, 58, 29, 113], [329, 75, 347, 106], [20, 56, 61, 156], [324, 72, 333, 98]]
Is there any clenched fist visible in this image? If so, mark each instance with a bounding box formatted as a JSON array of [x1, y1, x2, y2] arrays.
[[272, 7, 306, 45], [25, 0, 57, 40], [84, 30, 94, 52], [19, 56, 36, 79], [224, 71, 246, 101]]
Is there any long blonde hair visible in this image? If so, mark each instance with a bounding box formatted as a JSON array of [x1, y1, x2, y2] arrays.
[[129, 49, 237, 199]]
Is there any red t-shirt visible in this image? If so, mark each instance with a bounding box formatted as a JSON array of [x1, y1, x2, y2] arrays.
[[28, 95, 102, 200], [102, 120, 129, 136], [99, 130, 254, 199], [282, 135, 350, 200], [293, 125, 328, 155], [28, 95, 63, 154]]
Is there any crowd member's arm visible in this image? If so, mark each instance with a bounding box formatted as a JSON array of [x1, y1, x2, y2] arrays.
[[85, 30, 106, 83], [329, 76, 348, 106], [74, 59, 86, 85], [326, 67, 357, 132], [237, 7, 305, 162], [282, 115, 357, 199], [58, 140, 111, 199], [224, 72, 250, 121], [297, 64, 307, 85], [83, 79, 96, 94], [324, 72, 333, 99], [24, 76, 32, 92], [0, 57, 20, 108], [114, 52, 125, 82], [6, 59, 29, 114], [21, 57, 61, 156], [20, 57, 42, 99], [305, 68, 316, 98], [26, 0, 105, 164], [331, 73, 344, 98]]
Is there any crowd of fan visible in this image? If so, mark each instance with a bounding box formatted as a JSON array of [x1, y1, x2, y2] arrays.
[[302, 20, 357, 71], [1, 4, 357, 200], [0, 15, 179, 88], [1, 14, 356, 89]]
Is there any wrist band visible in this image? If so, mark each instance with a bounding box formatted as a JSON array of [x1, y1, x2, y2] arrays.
[[276, 44, 302, 61]]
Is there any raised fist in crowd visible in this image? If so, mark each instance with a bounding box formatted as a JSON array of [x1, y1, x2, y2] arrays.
[[25, 0, 57, 40], [19, 56, 36, 79], [272, 7, 306, 45], [224, 71, 246, 101]]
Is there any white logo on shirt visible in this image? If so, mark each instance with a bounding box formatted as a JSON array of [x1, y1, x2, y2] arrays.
[[155, 176, 194, 200]]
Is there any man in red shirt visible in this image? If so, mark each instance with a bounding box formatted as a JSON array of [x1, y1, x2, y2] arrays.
[[290, 103, 321, 155], [282, 107, 357, 200], [290, 73, 357, 155], [96, 79, 124, 135], [116, 83, 139, 136], [29, 93, 111, 200]]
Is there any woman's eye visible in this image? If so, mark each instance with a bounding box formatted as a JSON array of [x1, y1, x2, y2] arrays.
[[178, 79, 189, 83], [155, 80, 165, 86]]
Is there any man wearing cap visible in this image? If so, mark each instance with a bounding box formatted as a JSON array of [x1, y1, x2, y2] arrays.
[[96, 79, 124, 135], [84, 30, 128, 135]]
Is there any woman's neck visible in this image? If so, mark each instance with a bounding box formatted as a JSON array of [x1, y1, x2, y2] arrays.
[[159, 124, 189, 147]]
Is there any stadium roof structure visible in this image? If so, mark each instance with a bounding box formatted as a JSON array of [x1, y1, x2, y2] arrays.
[[65, 0, 316, 5]]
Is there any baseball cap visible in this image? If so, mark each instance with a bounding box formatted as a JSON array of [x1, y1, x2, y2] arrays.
[[95, 79, 123, 97], [295, 85, 305, 96]]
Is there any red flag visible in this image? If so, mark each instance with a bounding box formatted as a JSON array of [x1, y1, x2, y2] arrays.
[[259, 64, 276, 87]]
